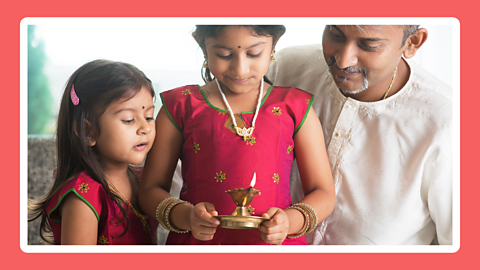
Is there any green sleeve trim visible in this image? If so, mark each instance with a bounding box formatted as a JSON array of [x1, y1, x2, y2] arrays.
[[293, 94, 314, 138], [159, 92, 183, 133], [199, 85, 274, 114], [47, 188, 100, 224]]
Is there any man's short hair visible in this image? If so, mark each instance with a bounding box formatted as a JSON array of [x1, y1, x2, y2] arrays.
[[348, 25, 420, 48], [401, 25, 420, 47]]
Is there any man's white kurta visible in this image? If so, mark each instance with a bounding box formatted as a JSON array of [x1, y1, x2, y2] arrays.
[[267, 45, 452, 245]]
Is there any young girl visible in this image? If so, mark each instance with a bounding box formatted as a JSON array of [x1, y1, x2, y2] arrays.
[[28, 60, 158, 245], [139, 25, 335, 245]]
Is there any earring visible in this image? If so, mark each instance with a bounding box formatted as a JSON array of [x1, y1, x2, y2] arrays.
[[202, 55, 208, 68], [270, 50, 276, 62], [87, 138, 94, 146]]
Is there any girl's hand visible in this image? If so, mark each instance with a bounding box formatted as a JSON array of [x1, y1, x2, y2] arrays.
[[189, 202, 220, 241], [259, 207, 289, 245]]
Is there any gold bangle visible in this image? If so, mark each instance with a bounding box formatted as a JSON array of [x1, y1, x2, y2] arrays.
[[155, 197, 177, 226], [160, 199, 180, 230], [296, 203, 318, 234], [160, 199, 177, 223], [285, 205, 310, 239], [296, 204, 316, 235], [163, 198, 191, 234]]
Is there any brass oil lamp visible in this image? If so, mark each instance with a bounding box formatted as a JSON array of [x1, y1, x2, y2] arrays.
[[214, 173, 269, 229]]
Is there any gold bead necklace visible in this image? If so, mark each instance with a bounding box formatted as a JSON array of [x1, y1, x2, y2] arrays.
[[382, 67, 398, 100], [105, 171, 150, 233]]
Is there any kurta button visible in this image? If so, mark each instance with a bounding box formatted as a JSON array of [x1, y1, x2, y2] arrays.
[[335, 132, 340, 137], [346, 104, 351, 108]]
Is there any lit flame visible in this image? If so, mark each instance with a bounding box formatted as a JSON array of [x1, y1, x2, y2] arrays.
[[250, 172, 256, 187]]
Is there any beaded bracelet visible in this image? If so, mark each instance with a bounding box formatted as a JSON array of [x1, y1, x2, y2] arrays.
[[285, 205, 310, 239], [155, 197, 177, 228], [160, 199, 177, 226], [156, 197, 183, 231], [296, 203, 318, 234], [163, 199, 191, 234]]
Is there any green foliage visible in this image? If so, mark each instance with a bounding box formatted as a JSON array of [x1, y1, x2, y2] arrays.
[[28, 25, 54, 135]]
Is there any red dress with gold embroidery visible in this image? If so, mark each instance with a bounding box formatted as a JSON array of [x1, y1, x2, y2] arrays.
[[45, 168, 157, 245], [161, 85, 313, 245]]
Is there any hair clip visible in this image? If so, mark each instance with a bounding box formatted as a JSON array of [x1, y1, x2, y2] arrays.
[[70, 84, 79, 106]]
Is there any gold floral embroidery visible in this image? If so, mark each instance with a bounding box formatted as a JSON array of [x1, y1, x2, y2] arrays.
[[306, 98, 310, 104], [193, 142, 200, 153], [272, 107, 282, 116], [78, 183, 89, 193], [273, 173, 279, 184], [182, 89, 192, 95], [246, 136, 256, 145], [218, 111, 227, 115], [215, 171, 226, 182], [246, 205, 255, 215], [287, 145, 293, 154], [182, 184, 189, 194], [98, 235, 109, 245]]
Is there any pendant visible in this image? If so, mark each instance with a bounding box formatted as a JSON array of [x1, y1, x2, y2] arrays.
[[235, 126, 254, 140], [216, 78, 263, 142]]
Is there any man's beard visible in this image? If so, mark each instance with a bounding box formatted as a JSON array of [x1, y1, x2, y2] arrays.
[[326, 56, 369, 95]]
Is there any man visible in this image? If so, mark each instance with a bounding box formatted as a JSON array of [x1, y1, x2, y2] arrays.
[[267, 25, 452, 245]]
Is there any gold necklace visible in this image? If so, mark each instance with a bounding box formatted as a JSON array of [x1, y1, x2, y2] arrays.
[[382, 67, 397, 100], [105, 172, 150, 233], [216, 78, 263, 141]]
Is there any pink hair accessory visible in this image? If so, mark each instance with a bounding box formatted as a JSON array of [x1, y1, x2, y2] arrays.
[[70, 84, 79, 106]]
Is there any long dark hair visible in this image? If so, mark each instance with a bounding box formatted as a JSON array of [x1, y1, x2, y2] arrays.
[[193, 25, 286, 84], [28, 59, 155, 244]]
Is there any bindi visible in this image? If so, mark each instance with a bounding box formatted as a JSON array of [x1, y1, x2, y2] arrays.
[[142, 106, 145, 109], [238, 46, 241, 48]]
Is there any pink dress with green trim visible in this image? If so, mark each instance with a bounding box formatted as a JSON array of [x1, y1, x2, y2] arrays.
[[160, 85, 314, 245], [45, 168, 158, 245]]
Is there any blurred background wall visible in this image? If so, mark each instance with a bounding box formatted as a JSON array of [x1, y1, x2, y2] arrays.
[[26, 18, 454, 136]]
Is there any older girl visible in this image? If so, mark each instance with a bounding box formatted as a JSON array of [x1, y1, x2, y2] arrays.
[[140, 25, 335, 245]]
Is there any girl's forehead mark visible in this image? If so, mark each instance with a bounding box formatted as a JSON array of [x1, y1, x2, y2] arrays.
[[238, 46, 241, 48], [142, 106, 145, 109]]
